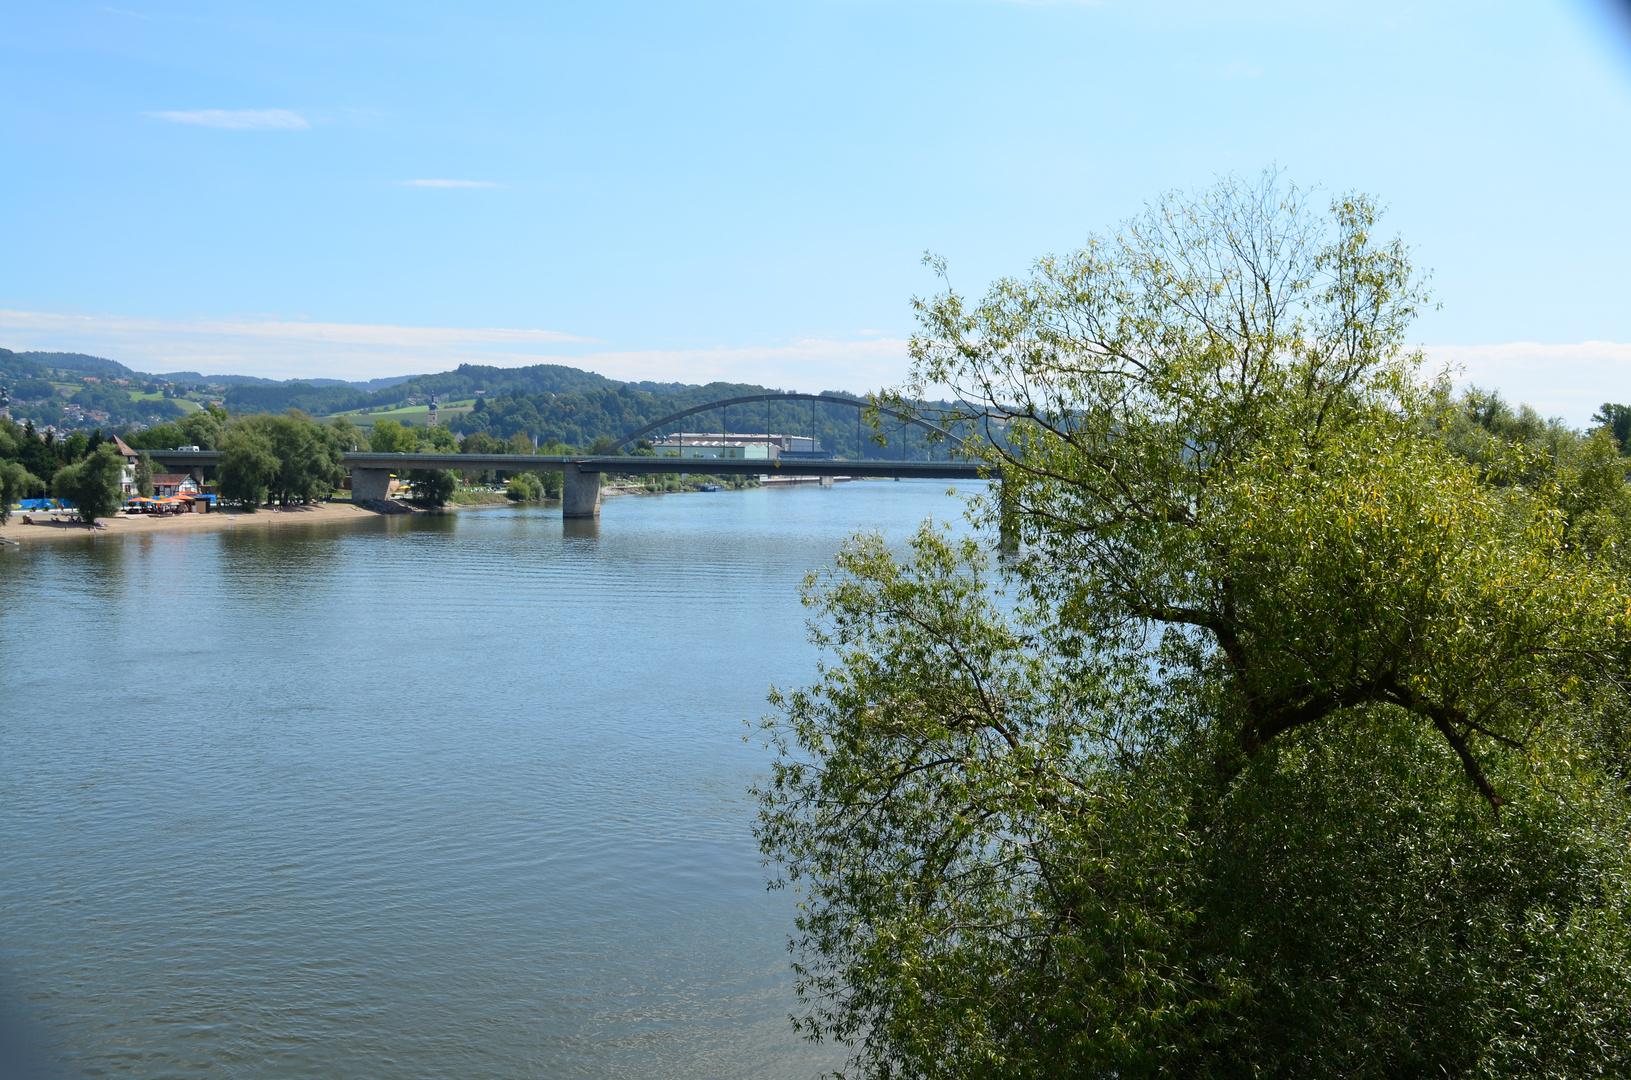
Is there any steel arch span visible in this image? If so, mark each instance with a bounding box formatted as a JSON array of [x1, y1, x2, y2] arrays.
[[613, 391, 964, 450]]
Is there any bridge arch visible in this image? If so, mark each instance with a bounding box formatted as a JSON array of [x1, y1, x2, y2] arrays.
[[613, 392, 964, 452]]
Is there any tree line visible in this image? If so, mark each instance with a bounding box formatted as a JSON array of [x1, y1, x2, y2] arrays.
[[755, 174, 1631, 1078], [0, 409, 620, 523]]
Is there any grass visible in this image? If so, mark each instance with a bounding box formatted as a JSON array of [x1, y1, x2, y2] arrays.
[[323, 400, 477, 425], [449, 489, 510, 506], [126, 391, 203, 413]]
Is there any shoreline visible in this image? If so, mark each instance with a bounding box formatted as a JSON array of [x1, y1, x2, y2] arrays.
[[0, 480, 866, 547], [0, 500, 410, 546]]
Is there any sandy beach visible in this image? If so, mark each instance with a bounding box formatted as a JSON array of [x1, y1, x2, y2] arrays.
[[0, 501, 394, 546]]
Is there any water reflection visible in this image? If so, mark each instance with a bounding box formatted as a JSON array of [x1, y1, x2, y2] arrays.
[[0, 481, 985, 1079]]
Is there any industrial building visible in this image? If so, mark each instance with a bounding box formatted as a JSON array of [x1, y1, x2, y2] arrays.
[[650, 432, 823, 460]]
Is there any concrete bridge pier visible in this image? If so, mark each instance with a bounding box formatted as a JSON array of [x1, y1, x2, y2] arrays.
[[998, 474, 1019, 554], [352, 467, 393, 502], [562, 463, 602, 518]]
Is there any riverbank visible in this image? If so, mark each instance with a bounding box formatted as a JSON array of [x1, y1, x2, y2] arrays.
[[0, 480, 814, 547], [0, 501, 388, 545]]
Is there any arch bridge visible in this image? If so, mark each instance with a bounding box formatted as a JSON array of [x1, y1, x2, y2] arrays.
[[145, 391, 994, 522], [612, 391, 967, 454]]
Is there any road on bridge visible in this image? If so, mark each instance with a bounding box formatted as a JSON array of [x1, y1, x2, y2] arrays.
[[145, 450, 991, 518]]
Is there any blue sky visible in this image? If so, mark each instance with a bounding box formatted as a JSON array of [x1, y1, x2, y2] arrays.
[[2, 1, 1629, 421]]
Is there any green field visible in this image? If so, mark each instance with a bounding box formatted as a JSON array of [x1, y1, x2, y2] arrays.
[[323, 400, 476, 426], [128, 390, 203, 413]]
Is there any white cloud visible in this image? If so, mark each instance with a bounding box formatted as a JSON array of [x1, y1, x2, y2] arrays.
[[1423, 341, 1631, 427], [570, 339, 911, 391], [0, 310, 588, 382], [147, 109, 309, 130], [0, 309, 908, 391], [402, 179, 505, 188], [2, 308, 1618, 408]]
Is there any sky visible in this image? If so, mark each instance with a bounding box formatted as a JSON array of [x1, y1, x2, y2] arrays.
[[1, 1, 1629, 422]]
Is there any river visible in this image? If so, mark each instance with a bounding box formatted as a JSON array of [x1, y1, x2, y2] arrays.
[[0, 480, 982, 1079]]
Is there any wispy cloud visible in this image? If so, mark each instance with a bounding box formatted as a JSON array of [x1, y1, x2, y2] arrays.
[[147, 109, 309, 130], [3, 308, 1621, 408], [0, 310, 590, 382], [1425, 341, 1631, 427], [0, 309, 908, 391], [401, 179, 505, 188], [566, 339, 911, 391]]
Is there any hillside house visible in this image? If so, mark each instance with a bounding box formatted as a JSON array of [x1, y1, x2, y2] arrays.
[[111, 435, 139, 495]]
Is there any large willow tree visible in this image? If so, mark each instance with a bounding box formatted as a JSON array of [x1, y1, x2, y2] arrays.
[[756, 175, 1631, 1079]]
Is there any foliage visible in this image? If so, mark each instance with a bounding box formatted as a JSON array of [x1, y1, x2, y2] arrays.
[[1591, 402, 1631, 454], [0, 419, 76, 479], [765, 173, 1631, 1078], [327, 414, 367, 451], [1435, 388, 1631, 553], [50, 444, 125, 523], [366, 418, 417, 453], [224, 380, 369, 417], [459, 430, 502, 456], [364, 417, 458, 454], [761, 526, 1631, 1079], [505, 474, 534, 501], [217, 424, 278, 507], [502, 469, 562, 500], [462, 383, 951, 459], [134, 451, 155, 498], [8, 378, 58, 401], [421, 424, 458, 452], [72, 382, 186, 425], [219, 361, 619, 416], [217, 412, 344, 506], [407, 468, 457, 507], [7, 343, 963, 456], [121, 407, 227, 451], [0, 459, 43, 522], [258, 413, 346, 503], [636, 471, 756, 494]]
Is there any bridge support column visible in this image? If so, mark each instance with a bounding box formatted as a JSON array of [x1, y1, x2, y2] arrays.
[[352, 467, 393, 502], [562, 463, 602, 518], [998, 474, 1018, 554], [819, 475, 834, 487]]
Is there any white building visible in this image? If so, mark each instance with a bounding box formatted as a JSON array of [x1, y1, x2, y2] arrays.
[[650, 432, 822, 459], [111, 435, 140, 495]]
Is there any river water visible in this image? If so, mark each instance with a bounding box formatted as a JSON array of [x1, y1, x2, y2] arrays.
[[0, 480, 982, 1079]]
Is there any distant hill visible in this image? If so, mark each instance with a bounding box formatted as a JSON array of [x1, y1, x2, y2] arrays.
[[6, 350, 138, 381], [151, 372, 418, 391], [0, 346, 956, 457]]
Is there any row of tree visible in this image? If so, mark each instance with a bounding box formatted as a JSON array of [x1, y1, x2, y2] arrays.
[[1, 422, 135, 524], [757, 175, 1631, 1078], [0, 411, 469, 521]]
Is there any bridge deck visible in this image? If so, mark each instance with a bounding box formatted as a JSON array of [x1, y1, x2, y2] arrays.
[[146, 450, 988, 480]]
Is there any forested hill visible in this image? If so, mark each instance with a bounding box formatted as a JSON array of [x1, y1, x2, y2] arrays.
[[218, 362, 624, 416], [0, 348, 955, 456], [457, 380, 953, 458]]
